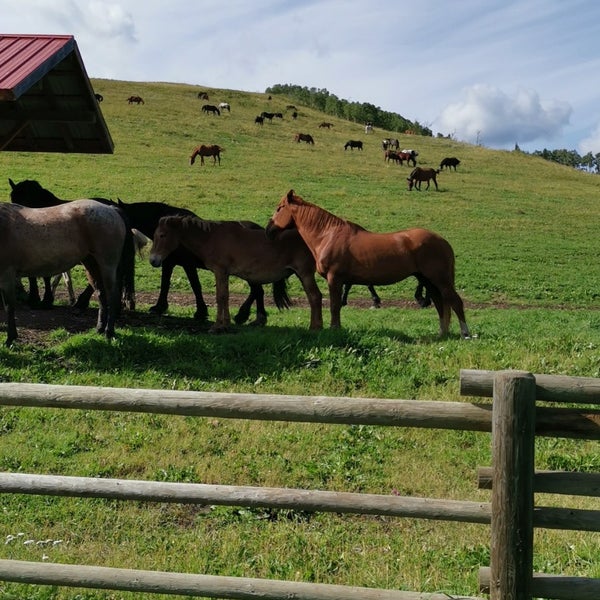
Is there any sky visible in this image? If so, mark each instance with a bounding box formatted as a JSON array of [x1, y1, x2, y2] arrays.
[[2, 0, 600, 154]]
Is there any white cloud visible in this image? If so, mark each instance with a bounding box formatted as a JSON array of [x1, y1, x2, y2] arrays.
[[436, 85, 572, 148], [578, 123, 600, 156]]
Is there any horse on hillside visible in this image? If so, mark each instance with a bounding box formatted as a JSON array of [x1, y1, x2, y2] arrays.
[[266, 190, 470, 338], [190, 144, 224, 166], [127, 95, 144, 105], [0, 201, 127, 346], [407, 167, 440, 191], [294, 133, 314, 144], [149, 216, 323, 332], [8, 178, 136, 311], [218, 102, 231, 112], [202, 104, 220, 116], [116, 200, 285, 325], [344, 140, 363, 151], [440, 157, 461, 171]]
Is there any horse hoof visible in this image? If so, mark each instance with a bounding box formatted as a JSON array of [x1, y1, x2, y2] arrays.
[[194, 310, 210, 321], [149, 304, 167, 315]]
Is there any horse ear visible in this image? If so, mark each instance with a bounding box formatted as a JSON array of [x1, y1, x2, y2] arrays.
[[286, 189, 295, 203], [117, 198, 124, 206], [8, 178, 15, 189]]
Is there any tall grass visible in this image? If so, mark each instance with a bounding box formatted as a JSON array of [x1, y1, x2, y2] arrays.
[[0, 79, 598, 599]]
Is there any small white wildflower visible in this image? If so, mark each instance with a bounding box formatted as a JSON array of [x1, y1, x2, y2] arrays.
[[23, 540, 35, 546], [52, 540, 63, 546], [5, 535, 15, 544], [42, 554, 49, 561]]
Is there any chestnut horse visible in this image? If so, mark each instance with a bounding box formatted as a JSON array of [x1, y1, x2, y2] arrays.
[[0, 201, 127, 346], [190, 145, 224, 166], [266, 190, 470, 338], [294, 133, 314, 144], [149, 216, 323, 331]]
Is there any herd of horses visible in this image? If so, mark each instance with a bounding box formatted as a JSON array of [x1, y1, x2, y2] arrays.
[[1, 177, 471, 346]]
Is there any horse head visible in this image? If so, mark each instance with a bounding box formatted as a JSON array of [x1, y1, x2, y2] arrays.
[[266, 190, 301, 238]]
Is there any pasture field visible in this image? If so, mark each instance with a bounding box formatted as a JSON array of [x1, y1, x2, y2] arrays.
[[0, 79, 599, 599]]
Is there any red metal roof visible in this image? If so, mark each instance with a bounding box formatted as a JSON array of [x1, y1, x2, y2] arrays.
[[0, 35, 75, 101], [0, 34, 113, 153]]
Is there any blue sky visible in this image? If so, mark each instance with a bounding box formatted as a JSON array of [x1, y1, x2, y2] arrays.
[[3, 0, 600, 153]]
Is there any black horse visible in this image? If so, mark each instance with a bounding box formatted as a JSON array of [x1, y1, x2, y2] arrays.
[[116, 199, 290, 324], [8, 179, 135, 311], [344, 140, 363, 150]]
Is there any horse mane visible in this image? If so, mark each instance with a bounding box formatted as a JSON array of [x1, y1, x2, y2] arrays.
[[289, 192, 354, 231], [10, 179, 62, 204]]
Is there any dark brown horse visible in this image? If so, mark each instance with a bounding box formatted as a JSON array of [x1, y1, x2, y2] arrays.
[[294, 133, 314, 144], [202, 104, 220, 116], [266, 190, 470, 338], [407, 167, 439, 191], [0, 201, 127, 346], [127, 95, 144, 104], [149, 216, 323, 332], [190, 145, 224, 166]]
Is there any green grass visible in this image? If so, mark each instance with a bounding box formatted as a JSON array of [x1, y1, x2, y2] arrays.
[[0, 79, 599, 599]]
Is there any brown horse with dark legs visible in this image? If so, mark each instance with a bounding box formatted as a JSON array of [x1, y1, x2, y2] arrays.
[[190, 145, 224, 166], [266, 190, 471, 338], [149, 216, 323, 332]]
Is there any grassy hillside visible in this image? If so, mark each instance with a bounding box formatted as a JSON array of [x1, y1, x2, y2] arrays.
[[0, 79, 598, 600]]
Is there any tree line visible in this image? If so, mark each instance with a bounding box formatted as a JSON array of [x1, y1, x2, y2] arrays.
[[266, 84, 432, 137], [528, 147, 600, 173]]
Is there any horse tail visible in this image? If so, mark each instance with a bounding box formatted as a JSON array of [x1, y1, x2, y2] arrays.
[[272, 277, 293, 310], [116, 210, 137, 311]]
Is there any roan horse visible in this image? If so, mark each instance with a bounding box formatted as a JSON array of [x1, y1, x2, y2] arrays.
[[8, 178, 136, 310], [190, 145, 224, 166], [266, 190, 471, 338], [149, 216, 323, 331], [117, 200, 291, 325], [0, 201, 127, 346]]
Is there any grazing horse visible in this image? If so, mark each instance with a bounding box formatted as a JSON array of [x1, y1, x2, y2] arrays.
[[319, 122, 333, 129], [149, 216, 323, 331], [382, 138, 399, 151], [218, 102, 231, 112], [385, 150, 402, 164], [266, 190, 470, 338], [197, 92, 209, 100], [0, 201, 127, 346], [401, 149, 419, 167], [117, 200, 280, 325], [407, 167, 440, 191], [344, 140, 363, 151], [440, 157, 461, 171], [294, 133, 314, 144], [261, 111, 275, 121], [8, 178, 136, 311], [254, 115, 264, 126], [202, 104, 221, 116], [127, 95, 144, 104], [365, 123, 373, 134], [190, 144, 224, 166]]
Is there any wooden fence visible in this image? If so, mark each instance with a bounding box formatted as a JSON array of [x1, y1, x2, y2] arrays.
[[0, 369, 598, 599]]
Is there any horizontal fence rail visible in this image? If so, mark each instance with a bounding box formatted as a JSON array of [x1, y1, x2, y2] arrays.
[[0, 472, 597, 532], [479, 568, 600, 600], [0, 382, 598, 439], [0, 560, 485, 600], [460, 369, 600, 404]]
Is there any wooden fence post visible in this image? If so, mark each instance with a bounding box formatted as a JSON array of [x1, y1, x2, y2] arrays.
[[489, 370, 536, 600]]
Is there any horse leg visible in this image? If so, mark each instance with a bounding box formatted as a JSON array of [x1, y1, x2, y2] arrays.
[[249, 283, 267, 326], [233, 286, 257, 325], [446, 288, 470, 338], [367, 285, 381, 308], [327, 276, 344, 328], [39, 277, 55, 308], [182, 264, 209, 321], [211, 269, 231, 332], [341, 284, 351, 306], [73, 285, 95, 310], [27, 277, 41, 307], [297, 272, 323, 329], [149, 262, 175, 314], [1, 285, 18, 346]]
